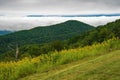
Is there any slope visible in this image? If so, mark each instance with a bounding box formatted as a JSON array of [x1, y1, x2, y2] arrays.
[[0, 20, 94, 54], [1, 19, 120, 60], [67, 19, 120, 48], [17, 19, 120, 58], [0, 38, 119, 80], [20, 50, 120, 80]]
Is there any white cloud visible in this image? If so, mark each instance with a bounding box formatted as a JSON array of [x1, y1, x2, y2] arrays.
[[0, 16, 120, 31]]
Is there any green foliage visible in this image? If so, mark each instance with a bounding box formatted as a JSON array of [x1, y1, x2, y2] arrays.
[[67, 19, 120, 47], [0, 20, 94, 54], [0, 38, 120, 80], [51, 40, 64, 52], [0, 19, 120, 80], [1, 19, 120, 61], [37, 50, 120, 80]]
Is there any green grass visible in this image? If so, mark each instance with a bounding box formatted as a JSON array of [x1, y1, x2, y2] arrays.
[[20, 50, 120, 80], [0, 38, 120, 80]]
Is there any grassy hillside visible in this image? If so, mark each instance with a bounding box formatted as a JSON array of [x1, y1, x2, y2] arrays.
[[20, 50, 120, 80], [0, 38, 119, 80], [0, 20, 94, 54]]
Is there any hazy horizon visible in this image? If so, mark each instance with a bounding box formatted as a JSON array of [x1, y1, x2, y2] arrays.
[[0, 0, 120, 31], [0, 16, 120, 31]]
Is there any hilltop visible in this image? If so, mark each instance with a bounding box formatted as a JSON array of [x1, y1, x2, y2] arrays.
[[0, 20, 94, 54], [67, 19, 120, 47], [0, 19, 120, 61]]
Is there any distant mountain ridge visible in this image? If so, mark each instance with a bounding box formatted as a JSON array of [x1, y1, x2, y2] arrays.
[[0, 30, 12, 35], [27, 13, 120, 17], [0, 20, 95, 53]]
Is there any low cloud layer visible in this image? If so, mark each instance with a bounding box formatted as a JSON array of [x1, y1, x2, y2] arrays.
[[0, 16, 120, 31], [0, 0, 119, 31]]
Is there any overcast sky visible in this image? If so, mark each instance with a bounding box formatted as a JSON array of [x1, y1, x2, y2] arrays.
[[0, 0, 120, 16], [0, 0, 120, 31]]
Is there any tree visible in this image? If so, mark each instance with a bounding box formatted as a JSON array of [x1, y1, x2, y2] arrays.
[[51, 40, 64, 52]]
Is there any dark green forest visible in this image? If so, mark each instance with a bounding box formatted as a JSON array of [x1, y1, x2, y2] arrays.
[[0, 20, 94, 61], [67, 19, 120, 48], [0, 19, 120, 61]]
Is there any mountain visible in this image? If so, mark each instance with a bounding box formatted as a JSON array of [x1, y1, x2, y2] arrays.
[[27, 13, 120, 17], [0, 20, 94, 54], [67, 19, 120, 48], [0, 19, 120, 61], [17, 19, 120, 58], [0, 20, 120, 80], [0, 30, 12, 35]]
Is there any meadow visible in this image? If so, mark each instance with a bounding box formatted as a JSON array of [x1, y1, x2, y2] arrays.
[[0, 38, 120, 80]]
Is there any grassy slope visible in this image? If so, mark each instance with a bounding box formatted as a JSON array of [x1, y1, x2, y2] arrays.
[[20, 50, 120, 80]]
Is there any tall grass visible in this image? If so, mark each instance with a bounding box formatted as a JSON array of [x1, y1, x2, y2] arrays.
[[0, 38, 120, 80]]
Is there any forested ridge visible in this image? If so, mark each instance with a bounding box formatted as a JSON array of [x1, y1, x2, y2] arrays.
[[0, 19, 120, 61], [0, 20, 94, 56]]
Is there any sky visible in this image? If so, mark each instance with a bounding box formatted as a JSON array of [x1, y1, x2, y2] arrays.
[[0, 0, 120, 16], [0, 0, 120, 30]]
